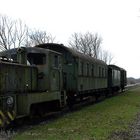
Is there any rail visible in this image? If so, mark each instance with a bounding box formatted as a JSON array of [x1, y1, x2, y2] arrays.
[[125, 83, 140, 90]]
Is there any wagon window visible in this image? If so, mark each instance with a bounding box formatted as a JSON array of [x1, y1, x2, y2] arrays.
[[87, 63, 89, 76], [91, 64, 94, 77], [54, 55, 59, 68], [27, 53, 46, 65], [118, 71, 120, 80], [105, 68, 107, 77], [81, 62, 84, 75], [11, 54, 17, 61], [102, 68, 104, 77], [99, 67, 101, 77]]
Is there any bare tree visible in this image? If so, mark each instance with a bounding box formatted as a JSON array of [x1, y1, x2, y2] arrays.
[[0, 15, 14, 50], [68, 32, 102, 59], [0, 15, 28, 51], [28, 30, 55, 47], [0, 15, 56, 50], [13, 19, 28, 48], [99, 49, 114, 64], [68, 32, 114, 63]]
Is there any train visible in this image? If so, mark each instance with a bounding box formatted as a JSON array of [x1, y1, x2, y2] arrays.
[[0, 43, 127, 127]]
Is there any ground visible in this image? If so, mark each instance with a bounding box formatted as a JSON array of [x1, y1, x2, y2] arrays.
[[2, 87, 140, 140]]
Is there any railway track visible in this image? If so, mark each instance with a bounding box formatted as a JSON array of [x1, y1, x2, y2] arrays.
[[125, 83, 140, 91]]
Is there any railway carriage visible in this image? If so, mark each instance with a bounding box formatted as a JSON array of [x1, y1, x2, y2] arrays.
[[36, 43, 108, 104]]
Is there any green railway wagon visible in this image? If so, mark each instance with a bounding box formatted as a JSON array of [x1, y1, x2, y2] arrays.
[[36, 43, 108, 104], [108, 65, 121, 92]]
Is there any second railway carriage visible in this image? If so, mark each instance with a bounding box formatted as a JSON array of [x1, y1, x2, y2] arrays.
[[36, 43, 108, 104]]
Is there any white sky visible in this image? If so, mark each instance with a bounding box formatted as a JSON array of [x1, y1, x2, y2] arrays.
[[1, 0, 140, 78]]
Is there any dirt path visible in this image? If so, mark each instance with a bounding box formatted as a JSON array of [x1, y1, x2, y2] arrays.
[[108, 116, 140, 140], [131, 115, 140, 140]]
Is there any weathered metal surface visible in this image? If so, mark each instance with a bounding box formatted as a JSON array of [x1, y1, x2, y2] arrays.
[[16, 91, 61, 115], [0, 61, 37, 93]]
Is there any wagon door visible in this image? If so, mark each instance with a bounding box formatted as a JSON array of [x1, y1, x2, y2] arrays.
[[50, 53, 62, 92]]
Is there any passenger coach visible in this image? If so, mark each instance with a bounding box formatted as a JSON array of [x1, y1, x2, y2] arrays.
[[36, 44, 108, 105]]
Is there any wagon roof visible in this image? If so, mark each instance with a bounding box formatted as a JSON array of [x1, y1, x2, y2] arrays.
[[35, 43, 107, 65], [0, 46, 61, 56], [108, 64, 126, 71]]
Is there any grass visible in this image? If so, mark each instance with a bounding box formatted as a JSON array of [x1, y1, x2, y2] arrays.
[[12, 87, 140, 140]]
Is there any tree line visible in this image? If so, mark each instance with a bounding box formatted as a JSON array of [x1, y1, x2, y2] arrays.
[[0, 15, 113, 64]]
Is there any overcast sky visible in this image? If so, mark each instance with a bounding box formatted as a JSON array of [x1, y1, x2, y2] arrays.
[[1, 0, 140, 78]]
